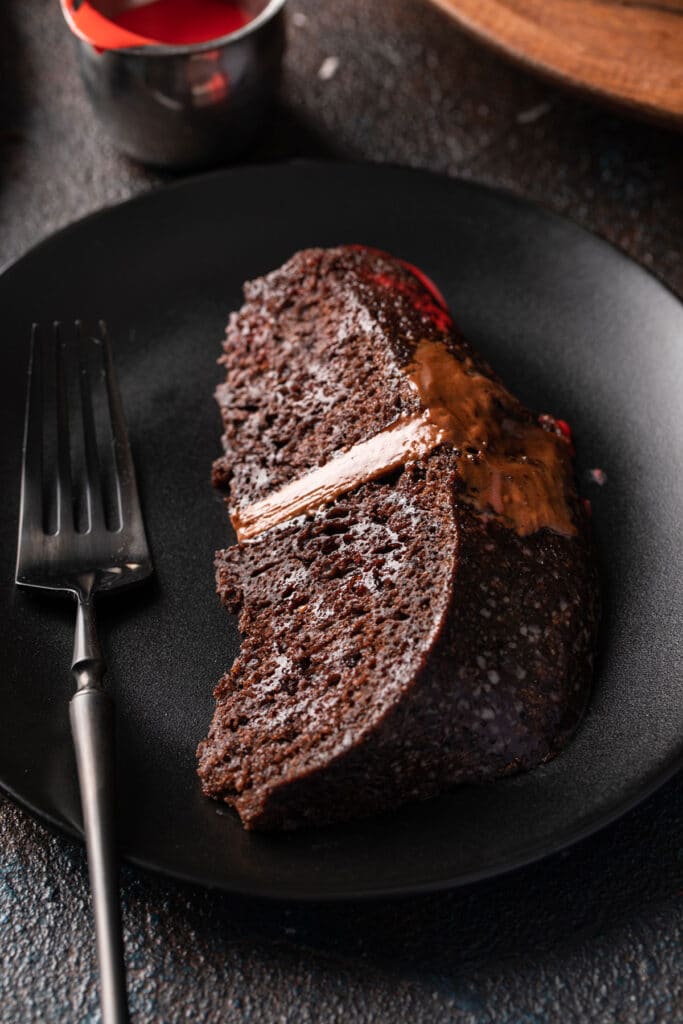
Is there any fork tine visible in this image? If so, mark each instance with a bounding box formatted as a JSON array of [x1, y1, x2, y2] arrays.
[[99, 321, 144, 532], [54, 323, 73, 534], [76, 321, 106, 532], [16, 325, 44, 558]]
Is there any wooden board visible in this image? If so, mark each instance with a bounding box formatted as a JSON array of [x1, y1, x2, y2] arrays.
[[427, 0, 683, 126]]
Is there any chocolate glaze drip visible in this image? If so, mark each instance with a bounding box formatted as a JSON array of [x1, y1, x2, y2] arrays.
[[232, 339, 576, 543], [405, 340, 577, 536]]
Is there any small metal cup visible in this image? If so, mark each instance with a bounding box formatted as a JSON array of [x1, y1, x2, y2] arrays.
[[66, 0, 287, 169]]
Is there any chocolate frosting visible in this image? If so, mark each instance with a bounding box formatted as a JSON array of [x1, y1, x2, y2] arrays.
[[232, 339, 576, 543], [404, 340, 577, 537]]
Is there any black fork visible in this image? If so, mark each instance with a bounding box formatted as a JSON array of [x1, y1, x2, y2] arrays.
[[15, 321, 153, 1024]]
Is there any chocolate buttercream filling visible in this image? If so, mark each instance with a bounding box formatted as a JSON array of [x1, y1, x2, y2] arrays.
[[232, 340, 577, 542]]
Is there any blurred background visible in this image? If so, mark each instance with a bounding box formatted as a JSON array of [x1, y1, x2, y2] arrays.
[[1, 1, 681, 291]]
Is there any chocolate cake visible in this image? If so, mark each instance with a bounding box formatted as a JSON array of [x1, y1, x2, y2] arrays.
[[197, 245, 599, 831]]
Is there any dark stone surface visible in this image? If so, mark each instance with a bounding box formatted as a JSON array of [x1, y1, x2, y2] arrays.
[[1, 1, 682, 1022]]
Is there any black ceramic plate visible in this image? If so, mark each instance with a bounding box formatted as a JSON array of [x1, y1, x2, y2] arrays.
[[1, 163, 682, 900]]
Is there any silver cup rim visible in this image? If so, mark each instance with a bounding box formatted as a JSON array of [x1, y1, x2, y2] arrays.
[[75, 0, 287, 58]]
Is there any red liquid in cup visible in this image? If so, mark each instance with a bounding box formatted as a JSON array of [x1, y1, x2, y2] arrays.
[[111, 0, 251, 45]]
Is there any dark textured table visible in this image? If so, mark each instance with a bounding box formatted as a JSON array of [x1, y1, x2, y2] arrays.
[[2, 3, 682, 1022]]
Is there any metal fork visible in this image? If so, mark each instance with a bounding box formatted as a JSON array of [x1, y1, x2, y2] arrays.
[[15, 321, 153, 1024]]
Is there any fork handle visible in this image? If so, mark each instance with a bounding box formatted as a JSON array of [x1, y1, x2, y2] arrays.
[[70, 685, 129, 1024]]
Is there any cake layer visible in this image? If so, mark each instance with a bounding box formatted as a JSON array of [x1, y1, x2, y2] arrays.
[[197, 246, 598, 830]]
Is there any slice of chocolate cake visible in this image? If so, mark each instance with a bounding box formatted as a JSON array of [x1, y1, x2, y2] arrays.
[[197, 246, 599, 831]]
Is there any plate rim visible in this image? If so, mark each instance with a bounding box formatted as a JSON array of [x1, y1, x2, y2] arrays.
[[2, 748, 683, 902], [1, 159, 682, 901], [1, 158, 680, 307]]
